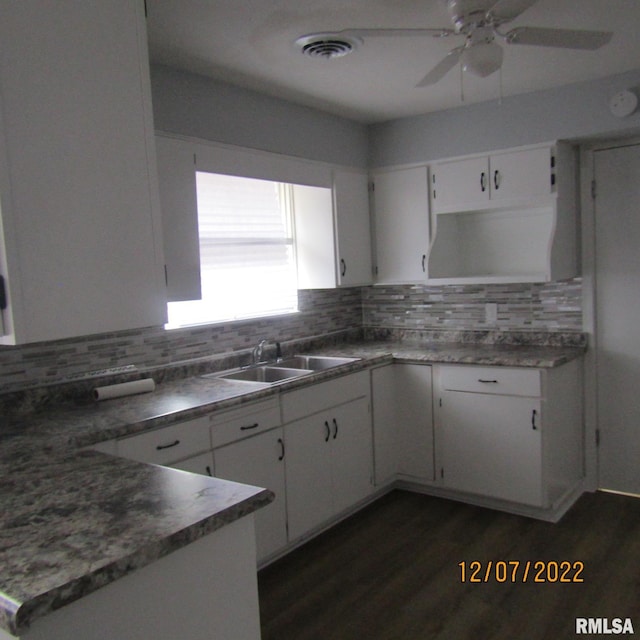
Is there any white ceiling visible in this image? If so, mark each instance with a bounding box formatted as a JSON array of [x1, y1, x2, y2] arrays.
[[146, 0, 640, 124]]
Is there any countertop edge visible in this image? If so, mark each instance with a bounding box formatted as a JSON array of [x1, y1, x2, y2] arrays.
[[6, 481, 274, 637]]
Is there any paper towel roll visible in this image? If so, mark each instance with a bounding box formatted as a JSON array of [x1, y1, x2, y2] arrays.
[[93, 378, 155, 401]]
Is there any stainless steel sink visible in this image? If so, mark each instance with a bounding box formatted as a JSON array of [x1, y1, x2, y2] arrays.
[[274, 355, 359, 370], [217, 366, 312, 384], [211, 355, 360, 385]]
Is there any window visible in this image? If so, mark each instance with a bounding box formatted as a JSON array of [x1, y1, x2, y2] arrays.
[[166, 172, 298, 327]]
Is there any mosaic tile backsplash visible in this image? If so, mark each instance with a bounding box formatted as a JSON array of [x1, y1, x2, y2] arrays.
[[0, 279, 582, 394], [362, 278, 583, 332]]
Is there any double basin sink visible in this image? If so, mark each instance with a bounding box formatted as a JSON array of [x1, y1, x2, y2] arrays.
[[215, 355, 359, 385]]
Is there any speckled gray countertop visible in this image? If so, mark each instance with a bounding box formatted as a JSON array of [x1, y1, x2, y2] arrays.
[[0, 333, 586, 635]]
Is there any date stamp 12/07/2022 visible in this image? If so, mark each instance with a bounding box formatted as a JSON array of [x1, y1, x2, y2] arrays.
[[458, 561, 635, 635], [458, 560, 584, 583]]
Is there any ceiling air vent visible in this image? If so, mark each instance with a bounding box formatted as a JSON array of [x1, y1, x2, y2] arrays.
[[295, 33, 361, 59]]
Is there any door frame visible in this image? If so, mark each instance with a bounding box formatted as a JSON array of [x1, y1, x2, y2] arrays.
[[579, 135, 640, 492]]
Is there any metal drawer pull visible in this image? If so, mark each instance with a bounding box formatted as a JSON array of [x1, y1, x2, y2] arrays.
[[332, 418, 339, 440], [478, 379, 499, 384], [340, 258, 347, 277], [156, 439, 180, 450], [324, 421, 331, 442], [278, 438, 285, 461], [532, 409, 538, 430], [206, 465, 213, 477], [240, 422, 259, 431]]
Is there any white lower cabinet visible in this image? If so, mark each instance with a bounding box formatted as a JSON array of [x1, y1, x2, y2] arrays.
[[282, 371, 373, 542], [284, 397, 373, 541], [440, 390, 543, 505], [116, 416, 210, 466], [372, 364, 434, 485], [434, 361, 583, 509], [170, 451, 214, 477], [212, 428, 287, 564]]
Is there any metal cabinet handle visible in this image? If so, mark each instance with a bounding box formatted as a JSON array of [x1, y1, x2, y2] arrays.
[[324, 421, 331, 442], [494, 169, 500, 190], [156, 439, 180, 450], [240, 422, 259, 431], [478, 379, 499, 384], [532, 409, 538, 430], [340, 258, 347, 277], [332, 418, 338, 440], [205, 465, 213, 477], [480, 171, 487, 192], [0, 275, 7, 311], [421, 254, 426, 272], [277, 438, 285, 461]]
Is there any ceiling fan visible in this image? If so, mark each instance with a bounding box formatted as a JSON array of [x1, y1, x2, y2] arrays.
[[295, 0, 613, 86]]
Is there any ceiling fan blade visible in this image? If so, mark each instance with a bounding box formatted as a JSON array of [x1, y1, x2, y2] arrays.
[[487, 0, 540, 23], [505, 26, 613, 50], [336, 28, 454, 39], [416, 47, 463, 87]]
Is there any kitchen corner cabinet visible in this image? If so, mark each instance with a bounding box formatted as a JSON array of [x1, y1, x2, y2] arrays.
[[434, 361, 583, 508], [372, 364, 434, 486], [294, 168, 373, 289], [428, 142, 577, 284], [282, 371, 374, 541], [371, 166, 430, 284], [0, 1, 167, 344]]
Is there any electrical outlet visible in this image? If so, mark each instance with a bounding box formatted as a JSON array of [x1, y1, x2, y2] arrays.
[[485, 302, 498, 324]]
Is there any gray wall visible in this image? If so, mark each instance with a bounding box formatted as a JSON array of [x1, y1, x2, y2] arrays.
[[370, 68, 640, 167], [150, 64, 369, 169]]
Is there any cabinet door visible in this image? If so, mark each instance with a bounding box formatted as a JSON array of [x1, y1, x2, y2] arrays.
[[333, 169, 373, 286], [155, 135, 201, 302], [395, 365, 434, 481], [330, 397, 374, 514], [284, 416, 334, 541], [489, 146, 552, 203], [432, 156, 489, 213], [371, 366, 399, 486], [213, 429, 287, 563], [372, 167, 430, 283], [440, 391, 543, 506], [171, 451, 214, 477], [0, 0, 167, 344], [292, 184, 336, 289]]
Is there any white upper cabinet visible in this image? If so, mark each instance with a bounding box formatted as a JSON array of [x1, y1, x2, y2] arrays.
[[0, 1, 166, 344], [371, 166, 430, 284], [155, 135, 201, 302], [332, 169, 373, 286], [431, 156, 490, 212], [428, 142, 577, 285], [431, 145, 554, 213], [294, 168, 373, 289]]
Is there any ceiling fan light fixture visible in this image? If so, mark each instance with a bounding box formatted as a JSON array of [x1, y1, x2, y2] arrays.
[[461, 40, 504, 77]]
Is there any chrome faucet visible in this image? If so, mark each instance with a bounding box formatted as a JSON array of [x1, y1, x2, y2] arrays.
[[252, 339, 267, 365]]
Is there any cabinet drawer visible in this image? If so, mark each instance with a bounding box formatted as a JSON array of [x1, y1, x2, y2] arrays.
[[440, 366, 541, 397], [118, 416, 210, 465], [281, 370, 369, 423], [210, 398, 281, 449]]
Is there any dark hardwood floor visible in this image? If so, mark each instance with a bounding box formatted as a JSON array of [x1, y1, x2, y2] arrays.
[[258, 490, 640, 640]]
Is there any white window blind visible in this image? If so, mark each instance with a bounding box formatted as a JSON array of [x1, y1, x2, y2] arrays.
[[167, 172, 298, 327]]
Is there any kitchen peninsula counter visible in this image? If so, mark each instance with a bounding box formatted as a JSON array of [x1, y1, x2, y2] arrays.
[[0, 331, 585, 636]]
